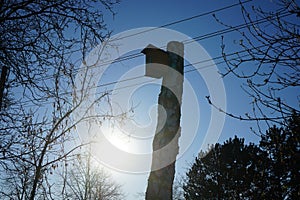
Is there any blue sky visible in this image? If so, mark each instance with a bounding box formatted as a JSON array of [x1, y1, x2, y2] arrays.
[[79, 0, 298, 199]]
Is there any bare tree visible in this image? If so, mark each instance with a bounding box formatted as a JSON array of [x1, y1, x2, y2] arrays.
[[61, 150, 124, 200], [0, 0, 120, 199], [212, 0, 299, 132], [172, 175, 184, 200]]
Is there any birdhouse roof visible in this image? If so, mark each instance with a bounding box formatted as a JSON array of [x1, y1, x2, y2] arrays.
[[141, 44, 167, 55]]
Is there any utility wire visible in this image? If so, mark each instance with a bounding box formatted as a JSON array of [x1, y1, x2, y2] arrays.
[[109, 0, 253, 41], [19, 43, 269, 107], [18, 9, 291, 89], [88, 11, 291, 73], [16, 0, 254, 85], [13, 7, 294, 106], [17, 8, 292, 107]]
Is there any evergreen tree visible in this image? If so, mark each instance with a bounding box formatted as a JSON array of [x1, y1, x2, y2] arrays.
[[183, 136, 267, 199], [259, 113, 300, 199], [183, 114, 300, 199]]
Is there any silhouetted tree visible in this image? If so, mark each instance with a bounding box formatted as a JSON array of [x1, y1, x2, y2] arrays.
[[183, 113, 300, 199], [183, 136, 267, 199], [212, 0, 300, 131], [0, 1, 120, 199], [61, 150, 124, 200], [259, 112, 300, 199]]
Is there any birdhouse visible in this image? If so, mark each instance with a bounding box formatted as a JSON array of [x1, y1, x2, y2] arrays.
[[141, 44, 169, 78]]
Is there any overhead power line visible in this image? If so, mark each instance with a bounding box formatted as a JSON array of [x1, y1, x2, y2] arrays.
[[24, 9, 291, 91], [110, 0, 253, 41], [17, 0, 254, 85], [19, 43, 269, 107], [17, 8, 293, 107], [66, 11, 292, 76], [12, 3, 294, 107]]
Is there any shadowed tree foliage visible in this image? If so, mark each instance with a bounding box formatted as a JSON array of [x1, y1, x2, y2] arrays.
[[259, 112, 300, 199], [183, 113, 300, 199], [183, 136, 268, 199]]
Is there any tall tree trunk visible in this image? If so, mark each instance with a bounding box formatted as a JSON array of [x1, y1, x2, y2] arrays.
[[0, 66, 8, 110], [145, 41, 184, 200]]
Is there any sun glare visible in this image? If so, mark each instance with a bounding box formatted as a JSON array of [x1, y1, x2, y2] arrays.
[[105, 126, 133, 152]]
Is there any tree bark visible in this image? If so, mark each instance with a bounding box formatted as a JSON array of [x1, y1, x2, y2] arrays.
[[145, 41, 184, 200], [0, 66, 8, 110]]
